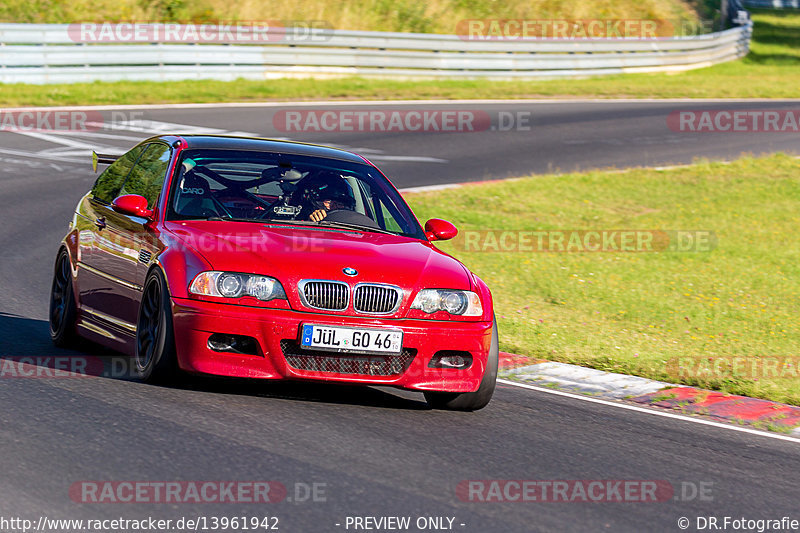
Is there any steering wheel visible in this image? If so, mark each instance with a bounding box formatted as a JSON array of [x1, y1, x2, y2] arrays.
[[322, 209, 381, 229]]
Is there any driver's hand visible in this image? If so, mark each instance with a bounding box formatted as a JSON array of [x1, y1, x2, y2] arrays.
[[310, 209, 328, 222]]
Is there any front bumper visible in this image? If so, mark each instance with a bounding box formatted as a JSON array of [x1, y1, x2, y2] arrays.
[[171, 297, 493, 392]]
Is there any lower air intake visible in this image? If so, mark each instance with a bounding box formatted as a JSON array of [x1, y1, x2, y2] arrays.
[[281, 340, 416, 376]]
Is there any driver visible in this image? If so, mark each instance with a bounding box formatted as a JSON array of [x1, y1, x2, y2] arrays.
[[301, 172, 356, 222]]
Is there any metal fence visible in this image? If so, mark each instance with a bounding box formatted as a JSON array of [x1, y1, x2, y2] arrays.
[[743, 0, 799, 7], [0, 23, 753, 84]]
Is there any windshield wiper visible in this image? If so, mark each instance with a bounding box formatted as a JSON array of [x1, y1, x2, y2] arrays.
[[205, 215, 401, 236], [206, 215, 260, 223], [206, 215, 314, 226], [316, 220, 399, 235]]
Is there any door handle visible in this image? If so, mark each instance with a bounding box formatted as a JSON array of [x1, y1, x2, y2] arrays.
[[95, 217, 106, 229]]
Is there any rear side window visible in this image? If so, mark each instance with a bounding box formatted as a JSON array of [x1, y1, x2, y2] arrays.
[[91, 145, 145, 204], [119, 143, 172, 209]]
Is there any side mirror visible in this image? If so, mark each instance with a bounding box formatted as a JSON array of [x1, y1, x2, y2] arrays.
[[425, 218, 458, 242], [112, 195, 154, 220]]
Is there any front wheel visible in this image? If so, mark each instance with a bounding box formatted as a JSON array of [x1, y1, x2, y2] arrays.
[[425, 318, 499, 411], [134, 269, 178, 383], [49, 249, 78, 348]]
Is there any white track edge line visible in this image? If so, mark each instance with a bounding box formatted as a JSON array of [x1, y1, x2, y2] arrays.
[[4, 98, 800, 112], [399, 155, 800, 193], [498, 378, 800, 444]]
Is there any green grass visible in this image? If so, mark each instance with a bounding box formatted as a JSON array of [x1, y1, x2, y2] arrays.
[[404, 154, 800, 406], [0, 10, 798, 106]]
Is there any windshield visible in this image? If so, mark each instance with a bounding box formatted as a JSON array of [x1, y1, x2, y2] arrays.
[[166, 149, 425, 239]]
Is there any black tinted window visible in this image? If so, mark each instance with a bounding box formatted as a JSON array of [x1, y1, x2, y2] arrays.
[[166, 149, 425, 239], [119, 143, 171, 209], [91, 145, 145, 203]]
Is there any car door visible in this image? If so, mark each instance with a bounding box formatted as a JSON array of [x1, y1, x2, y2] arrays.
[[77, 144, 146, 336], [89, 142, 172, 334], [117, 142, 173, 292]]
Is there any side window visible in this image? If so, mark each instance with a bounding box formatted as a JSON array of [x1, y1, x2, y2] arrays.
[[119, 143, 172, 209], [376, 200, 403, 233], [359, 180, 403, 232], [91, 145, 146, 204]]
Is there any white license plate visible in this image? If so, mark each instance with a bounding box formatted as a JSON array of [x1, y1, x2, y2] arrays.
[[300, 324, 403, 354]]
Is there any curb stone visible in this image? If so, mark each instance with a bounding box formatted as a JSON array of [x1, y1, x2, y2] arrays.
[[498, 353, 800, 436]]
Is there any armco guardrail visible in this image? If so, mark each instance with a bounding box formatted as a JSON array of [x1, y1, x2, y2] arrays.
[[743, 0, 798, 7], [0, 23, 752, 84]]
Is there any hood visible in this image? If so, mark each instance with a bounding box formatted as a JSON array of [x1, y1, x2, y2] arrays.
[[165, 220, 471, 314]]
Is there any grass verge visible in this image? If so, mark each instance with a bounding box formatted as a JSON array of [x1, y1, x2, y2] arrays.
[[0, 10, 798, 106], [404, 153, 800, 406]]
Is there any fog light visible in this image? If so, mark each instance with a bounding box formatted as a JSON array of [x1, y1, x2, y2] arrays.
[[207, 333, 260, 355], [442, 355, 465, 368], [429, 350, 473, 369]]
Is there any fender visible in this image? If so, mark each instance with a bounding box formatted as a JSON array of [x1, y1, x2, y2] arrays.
[[471, 272, 495, 323], [152, 231, 212, 300]]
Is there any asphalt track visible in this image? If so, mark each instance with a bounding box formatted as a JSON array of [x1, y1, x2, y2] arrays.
[[1, 100, 799, 532]]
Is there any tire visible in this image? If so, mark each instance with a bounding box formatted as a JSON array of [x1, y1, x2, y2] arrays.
[[425, 318, 499, 411], [134, 269, 178, 383], [49, 250, 79, 348]]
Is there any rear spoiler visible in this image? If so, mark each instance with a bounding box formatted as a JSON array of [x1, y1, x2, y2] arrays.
[[92, 151, 120, 172]]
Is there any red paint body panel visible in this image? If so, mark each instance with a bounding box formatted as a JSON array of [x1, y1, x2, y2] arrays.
[[163, 220, 478, 320], [57, 135, 495, 393], [171, 297, 492, 392], [112, 194, 154, 219], [424, 218, 458, 241]]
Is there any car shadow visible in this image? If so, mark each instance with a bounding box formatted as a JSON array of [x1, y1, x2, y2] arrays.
[[0, 312, 429, 411], [178, 377, 430, 410]]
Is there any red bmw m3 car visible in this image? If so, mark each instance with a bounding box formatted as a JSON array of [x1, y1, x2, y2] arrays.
[[49, 135, 497, 410]]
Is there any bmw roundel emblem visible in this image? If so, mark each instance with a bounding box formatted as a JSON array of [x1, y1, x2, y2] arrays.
[[343, 267, 358, 276]]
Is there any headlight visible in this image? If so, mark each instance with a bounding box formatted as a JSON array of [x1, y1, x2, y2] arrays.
[[410, 289, 483, 316], [189, 271, 287, 301]]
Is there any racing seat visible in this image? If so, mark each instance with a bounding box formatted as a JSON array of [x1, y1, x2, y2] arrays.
[[175, 171, 220, 218]]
